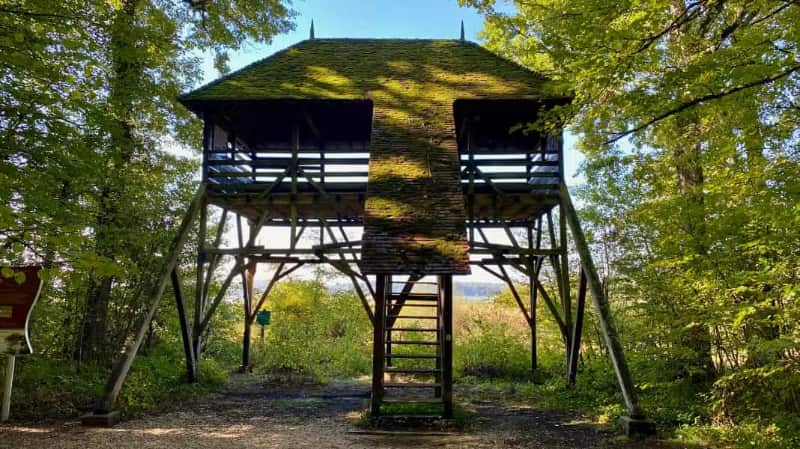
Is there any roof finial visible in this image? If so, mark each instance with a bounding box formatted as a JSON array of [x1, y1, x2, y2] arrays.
[[310, 20, 315, 40], [460, 20, 465, 41]]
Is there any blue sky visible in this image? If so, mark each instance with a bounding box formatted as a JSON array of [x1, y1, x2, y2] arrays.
[[200, 0, 490, 83]]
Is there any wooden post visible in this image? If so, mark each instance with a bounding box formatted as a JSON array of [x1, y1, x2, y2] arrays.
[[370, 274, 386, 417], [441, 274, 454, 419], [1, 355, 14, 422], [241, 261, 255, 372], [528, 263, 537, 371], [559, 203, 572, 361], [90, 184, 206, 417], [567, 268, 587, 387], [559, 183, 644, 418], [191, 198, 207, 382], [386, 275, 394, 367], [547, 211, 572, 355], [236, 215, 253, 373], [170, 268, 196, 383]]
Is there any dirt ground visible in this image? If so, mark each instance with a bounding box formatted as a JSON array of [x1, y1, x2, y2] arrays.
[[0, 374, 685, 449]]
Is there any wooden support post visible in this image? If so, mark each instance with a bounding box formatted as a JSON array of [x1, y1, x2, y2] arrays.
[[467, 129, 476, 244], [236, 214, 253, 373], [1, 355, 14, 422], [289, 123, 299, 249], [370, 274, 387, 417], [198, 261, 245, 333], [567, 268, 587, 387], [530, 217, 543, 371], [386, 275, 393, 367], [529, 261, 538, 371], [559, 183, 646, 419], [171, 269, 196, 383], [202, 209, 228, 308], [559, 203, 573, 365], [547, 211, 572, 354], [441, 274, 454, 419], [192, 198, 208, 381], [90, 184, 206, 417], [241, 262, 255, 372], [320, 222, 374, 324]]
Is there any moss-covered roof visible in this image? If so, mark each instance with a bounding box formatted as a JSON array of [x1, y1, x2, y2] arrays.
[[180, 39, 565, 104], [183, 39, 565, 275]]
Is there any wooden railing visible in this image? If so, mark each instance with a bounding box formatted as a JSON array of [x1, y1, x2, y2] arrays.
[[460, 134, 562, 194]]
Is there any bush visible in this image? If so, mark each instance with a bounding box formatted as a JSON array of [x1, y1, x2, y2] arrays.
[[8, 349, 228, 421], [251, 280, 372, 380], [455, 321, 531, 379]]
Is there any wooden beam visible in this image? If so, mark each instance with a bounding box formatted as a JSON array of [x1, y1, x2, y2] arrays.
[[567, 268, 587, 387], [547, 211, 572, 354], [94, 184, 206, 414], [249, 262, 285, 318], [559, 202, 573, 361], [559, 183, 644, 418], [370, 275, 387, 416], [535, 281, 569, 341], [192, 197, 208, 375], [497, 264, 532, 325], [198, 261, 244, 333], [320, 221, 374, 324], [441, 274, 454, 419], [170, 268, 196, 383], [202, 209, 228, 310]]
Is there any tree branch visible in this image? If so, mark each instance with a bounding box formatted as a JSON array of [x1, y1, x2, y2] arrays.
[[606, 64, 800, 144]]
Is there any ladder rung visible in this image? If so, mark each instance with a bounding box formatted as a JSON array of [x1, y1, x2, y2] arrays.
[[391, 281, 439, 285], [375, 413, 445, 419], [384, 382, 441, 388], [387, 328, 438, 332], [381, 399, 443, 405], [386, 303, 438, 308], [387, 315, 437, 319], [389, 294, 439, 300], [390, 340, 439, 345], [385, 354, 439, 359], [385, 368, 440, 374]]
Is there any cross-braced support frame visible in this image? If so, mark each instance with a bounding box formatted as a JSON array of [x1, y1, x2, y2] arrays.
[[87, 112, 649, 433]]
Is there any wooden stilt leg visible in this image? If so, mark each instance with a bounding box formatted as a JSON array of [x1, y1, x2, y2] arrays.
[[441, 274, 454, 419], [386, 275, 393, 368], [529, 263, 538, 371], [89, 185, 205, 417], [567, 269, 587, 387], [371, 275, 386, 417], [559, 183, 646, 419], [171, 268, 196, 383], [191, 198, 207, 382], [241, 262, 255, 372]]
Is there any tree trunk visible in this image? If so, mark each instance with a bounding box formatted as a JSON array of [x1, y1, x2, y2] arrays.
[[667, 1, 715, 384], [77, 0, 142, 364], [673, 113, 715, 383]]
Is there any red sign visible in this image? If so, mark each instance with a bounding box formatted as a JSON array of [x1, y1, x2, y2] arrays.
[[0, 266, 42, 355]]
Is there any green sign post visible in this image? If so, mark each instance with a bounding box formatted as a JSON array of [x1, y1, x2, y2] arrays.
[[256, 310, 271, 326], [256, 310, 271, 340]]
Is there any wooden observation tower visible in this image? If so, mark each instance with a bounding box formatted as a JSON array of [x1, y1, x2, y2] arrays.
[[85, 36, 653, 434]]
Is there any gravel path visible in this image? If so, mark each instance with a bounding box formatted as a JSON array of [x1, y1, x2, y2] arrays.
[[0, 375, 680, 449]]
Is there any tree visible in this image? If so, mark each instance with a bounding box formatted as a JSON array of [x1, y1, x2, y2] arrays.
[[463, 0, 800, 395], [0, 0, 295, 363]]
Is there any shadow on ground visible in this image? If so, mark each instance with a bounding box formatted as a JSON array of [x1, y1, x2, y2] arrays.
[[0, 374, 701, 449]]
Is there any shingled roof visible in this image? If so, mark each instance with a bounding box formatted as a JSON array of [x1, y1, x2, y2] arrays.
[[181, 39, 566, 275]]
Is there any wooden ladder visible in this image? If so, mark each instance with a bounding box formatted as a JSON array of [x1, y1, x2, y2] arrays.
[[371, 275, 453, 418]]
